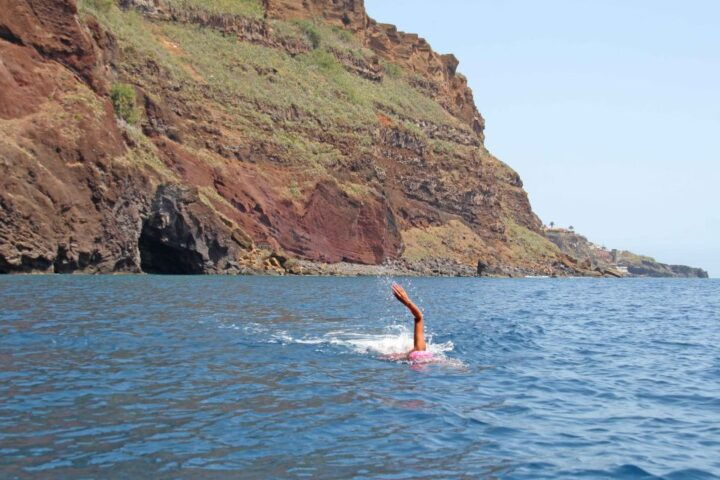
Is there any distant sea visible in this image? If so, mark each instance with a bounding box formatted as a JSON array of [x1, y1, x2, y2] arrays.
[[1, 276, 719, 479]]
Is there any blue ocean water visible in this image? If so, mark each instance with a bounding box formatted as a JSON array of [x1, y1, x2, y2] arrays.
[[0, 276, 719, 479]]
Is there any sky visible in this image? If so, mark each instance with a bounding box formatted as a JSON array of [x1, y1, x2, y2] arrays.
[[365, 0, 719, 277]]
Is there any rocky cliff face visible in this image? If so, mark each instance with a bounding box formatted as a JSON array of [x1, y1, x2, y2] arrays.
[[0, 0, 622, 276], [545, 229, 708, 278], [265, 0, 484, 135]]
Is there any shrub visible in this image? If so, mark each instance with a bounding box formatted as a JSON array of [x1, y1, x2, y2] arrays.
[[331, 26, 354, 44], [110, 83, 139, 124], [304, 49, 339, 72], [288, 182, 301, 198], [298, 21, 321, 49], [384, 62, 402, 79]]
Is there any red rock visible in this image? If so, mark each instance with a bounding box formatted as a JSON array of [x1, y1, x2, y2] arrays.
[[0, 0, 596, 276]]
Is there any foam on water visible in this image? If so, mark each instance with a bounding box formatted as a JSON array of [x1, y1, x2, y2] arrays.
[[266, 324, 463, 367], [228, 317, 458, 364]]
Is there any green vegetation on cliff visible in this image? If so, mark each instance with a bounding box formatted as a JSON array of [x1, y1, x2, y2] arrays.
[[79, 0, 473, 202], [506, 219, 560, 263], [110, 83, 139, 124], [80, 1, 465, 129]]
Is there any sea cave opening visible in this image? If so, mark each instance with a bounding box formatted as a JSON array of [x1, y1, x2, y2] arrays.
[[138, 222, 205, 275]]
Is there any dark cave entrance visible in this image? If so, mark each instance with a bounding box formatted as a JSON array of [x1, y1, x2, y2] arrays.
[[138, 222, 205, 275]]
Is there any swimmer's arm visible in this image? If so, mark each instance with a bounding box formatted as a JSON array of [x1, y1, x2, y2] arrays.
[[392, 283, 426, 351], [392, 283, 423, 321]]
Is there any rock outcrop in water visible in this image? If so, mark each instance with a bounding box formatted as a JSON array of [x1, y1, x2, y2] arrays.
[[0, 0, 706, 276]]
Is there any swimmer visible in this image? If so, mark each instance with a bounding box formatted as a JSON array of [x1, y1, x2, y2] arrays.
[[392, 283, 433, 363]]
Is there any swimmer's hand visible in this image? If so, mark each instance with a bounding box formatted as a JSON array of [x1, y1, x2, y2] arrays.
[[392, 283, 412, 306], [392, 283, 423, 322]]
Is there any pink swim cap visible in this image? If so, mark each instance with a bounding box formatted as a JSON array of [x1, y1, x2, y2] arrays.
[[408, 350, 434, 363]]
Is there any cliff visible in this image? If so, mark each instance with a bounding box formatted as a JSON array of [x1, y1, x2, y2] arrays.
[[0, 0, 641, 276], [545, 229, 708, 278]]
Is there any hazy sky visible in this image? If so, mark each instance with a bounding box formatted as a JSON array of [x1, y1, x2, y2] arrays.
[[365, 0, 719, 277]]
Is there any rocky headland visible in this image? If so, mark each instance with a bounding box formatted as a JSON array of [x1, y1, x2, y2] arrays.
[[0, 0, 706, 277], [545, 229, 708, 278]]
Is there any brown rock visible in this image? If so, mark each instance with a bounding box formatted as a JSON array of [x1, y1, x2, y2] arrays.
[[263, 0, 369, 33], [0, 22, 147, 273], [0, 0, 107, 90]]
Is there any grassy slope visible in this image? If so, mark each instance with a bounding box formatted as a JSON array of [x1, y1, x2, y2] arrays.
[[79, 0, 473, 191], [505, 219, 561, 265], [80, 1, 465, 127], [401, 220, 489, 264]]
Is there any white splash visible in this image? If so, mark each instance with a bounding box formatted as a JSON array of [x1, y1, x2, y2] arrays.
[[325, 325, 453, 356], [218, 317, 464, 368], [269, 324, 461, 366]]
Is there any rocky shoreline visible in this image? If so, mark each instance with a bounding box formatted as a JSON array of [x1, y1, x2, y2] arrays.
[[242, 258, 709, 278], [193, 254, 627, 278]]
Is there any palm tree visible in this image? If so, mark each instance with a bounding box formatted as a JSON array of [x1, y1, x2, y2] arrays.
[[569, 225, 574, 231], [549, 221, 555, 228]]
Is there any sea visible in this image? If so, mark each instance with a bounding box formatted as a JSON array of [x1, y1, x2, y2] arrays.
[[1, 276, 718, 479]]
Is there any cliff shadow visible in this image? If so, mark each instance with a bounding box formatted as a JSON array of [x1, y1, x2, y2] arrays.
[[138, 185, 207, 275], [138, 221, 205, 274]]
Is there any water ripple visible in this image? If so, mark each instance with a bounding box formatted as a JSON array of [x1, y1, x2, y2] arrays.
[[1, 276, 719, 479]]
